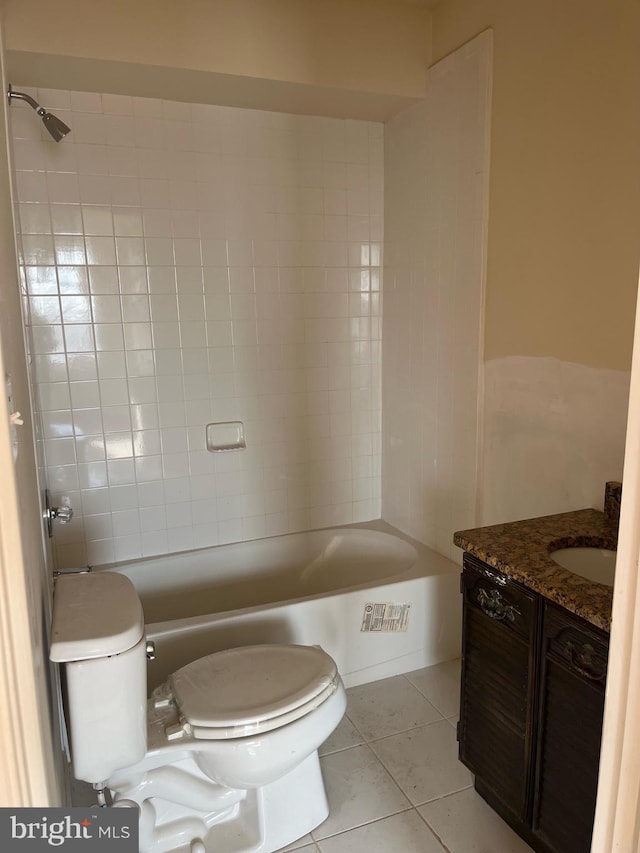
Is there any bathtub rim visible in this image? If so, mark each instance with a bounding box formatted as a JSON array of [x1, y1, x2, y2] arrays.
[[97, 520, 460, 636], [95, 519, 424, 576]]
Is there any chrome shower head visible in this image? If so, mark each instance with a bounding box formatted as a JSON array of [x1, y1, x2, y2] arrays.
[[7, 86, 71, 142], [39, 110, 71, 143]]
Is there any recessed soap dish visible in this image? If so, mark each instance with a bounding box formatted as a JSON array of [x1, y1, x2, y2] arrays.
[[205, 421, 246, 452]]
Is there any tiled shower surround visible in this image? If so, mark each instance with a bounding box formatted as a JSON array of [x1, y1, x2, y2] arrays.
[[12, 92, 382, 566]]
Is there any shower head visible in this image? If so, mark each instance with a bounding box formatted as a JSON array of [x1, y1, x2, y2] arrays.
[[7, 86, 71, 142], [39, 110, 71, 143]]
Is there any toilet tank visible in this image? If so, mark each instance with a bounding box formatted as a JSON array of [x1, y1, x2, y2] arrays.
[[50, 572, 148, 784]]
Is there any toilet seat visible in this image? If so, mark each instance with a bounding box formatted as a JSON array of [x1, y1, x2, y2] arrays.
[[169, 644, 339, 740]]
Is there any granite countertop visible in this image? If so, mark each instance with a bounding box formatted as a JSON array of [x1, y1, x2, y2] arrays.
[[454, 508, 617, 632]]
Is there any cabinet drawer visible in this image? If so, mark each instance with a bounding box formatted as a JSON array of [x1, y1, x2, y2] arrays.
[[463, 554, 538, 641]]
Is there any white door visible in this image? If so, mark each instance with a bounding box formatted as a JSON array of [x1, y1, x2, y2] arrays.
[[591, 270, 640, 852], [0, 21, 63, 806]]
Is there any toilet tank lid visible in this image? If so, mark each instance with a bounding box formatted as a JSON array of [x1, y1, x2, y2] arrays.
[[50, 572, 145, 662]]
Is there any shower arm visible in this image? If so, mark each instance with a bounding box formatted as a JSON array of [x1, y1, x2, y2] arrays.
[[7, 85, 71, 142], [7, 87, 46, 116]]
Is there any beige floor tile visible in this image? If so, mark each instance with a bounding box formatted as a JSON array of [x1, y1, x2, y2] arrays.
[[371, 719, 472, 806], [406, 658, 461, 719], [316, 810, 445, 852], [313, 745, 411, 840], [419, 788, 535, 853], [345, 675, 443, 742]]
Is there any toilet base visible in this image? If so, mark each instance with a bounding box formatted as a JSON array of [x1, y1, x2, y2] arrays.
[[197, 752, 328, 853], [115, 751, 328, 853]]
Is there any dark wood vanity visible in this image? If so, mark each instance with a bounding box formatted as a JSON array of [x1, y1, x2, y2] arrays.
[[458, 549, 609, 853]]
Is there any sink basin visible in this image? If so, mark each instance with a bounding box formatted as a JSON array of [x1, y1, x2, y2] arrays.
[[549, 547, 616, 587]]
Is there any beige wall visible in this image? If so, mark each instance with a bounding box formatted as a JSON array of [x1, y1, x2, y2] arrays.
[[10, 0, 639, 365], [3, 0, 432, 119], [432, 0, 640, 371]]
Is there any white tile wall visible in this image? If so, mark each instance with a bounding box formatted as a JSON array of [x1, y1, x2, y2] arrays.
[[12, 92, 382, 567], [382, 32, 492, 560]]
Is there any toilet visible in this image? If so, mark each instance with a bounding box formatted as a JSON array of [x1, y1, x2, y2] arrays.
[[50, 571, 346, 853]]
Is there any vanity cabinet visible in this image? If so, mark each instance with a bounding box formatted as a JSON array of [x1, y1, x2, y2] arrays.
[[459, 554, 540, 825], [532, 602, 607, 853], [459, 554, 608, 853]]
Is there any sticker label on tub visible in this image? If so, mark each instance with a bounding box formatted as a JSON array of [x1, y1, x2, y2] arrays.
[[361, 603, 411, 632]]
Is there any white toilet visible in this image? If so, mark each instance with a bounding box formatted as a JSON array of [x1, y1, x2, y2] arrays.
[[50, 571, 346, 853]]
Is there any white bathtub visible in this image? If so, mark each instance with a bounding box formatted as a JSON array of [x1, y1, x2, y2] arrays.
[[100, 521, 461, 691]]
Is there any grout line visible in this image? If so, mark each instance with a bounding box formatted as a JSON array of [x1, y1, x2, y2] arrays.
[[413, 782, 475, 809], [313, 745, 413, 843], [311, 806, 415, 845], [415, 806, 453, 853], [364, 715, 452, 748], [312, 807, 452, 852], [342, 710, 365, 739], [318, 705, 452, 753]]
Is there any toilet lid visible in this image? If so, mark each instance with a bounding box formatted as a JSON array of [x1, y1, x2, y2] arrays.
[[169, 644, 338, 733]]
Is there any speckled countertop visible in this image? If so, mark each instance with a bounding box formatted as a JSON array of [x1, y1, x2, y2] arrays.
[[454, 508, 617, 632]]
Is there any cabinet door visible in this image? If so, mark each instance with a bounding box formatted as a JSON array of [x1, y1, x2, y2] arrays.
[[459, 556, 540, 824], [532, 602, 608, 853]]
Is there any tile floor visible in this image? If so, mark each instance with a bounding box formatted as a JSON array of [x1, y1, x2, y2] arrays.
[[281, 659, 534, 853]]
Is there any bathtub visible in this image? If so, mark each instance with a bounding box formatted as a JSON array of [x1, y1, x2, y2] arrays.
[[100, 521, 461, 691]]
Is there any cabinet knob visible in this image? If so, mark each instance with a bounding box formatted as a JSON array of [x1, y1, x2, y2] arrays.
[[562, 640, 606, 682]]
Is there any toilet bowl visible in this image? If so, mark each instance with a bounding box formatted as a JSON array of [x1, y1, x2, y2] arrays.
[[50, 571, 346, 853]]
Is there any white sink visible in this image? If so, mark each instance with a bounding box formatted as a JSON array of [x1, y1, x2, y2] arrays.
[[549, 547, 616, 587]]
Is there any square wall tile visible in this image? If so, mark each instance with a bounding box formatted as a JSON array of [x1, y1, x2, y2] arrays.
[[16, 92, 383, 564]]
